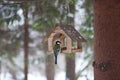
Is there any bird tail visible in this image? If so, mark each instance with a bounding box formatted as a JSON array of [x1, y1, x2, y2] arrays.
[[55, 56, 57, 64]]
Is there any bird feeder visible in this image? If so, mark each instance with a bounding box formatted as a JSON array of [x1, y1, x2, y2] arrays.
[[43, 24, 86, 53]]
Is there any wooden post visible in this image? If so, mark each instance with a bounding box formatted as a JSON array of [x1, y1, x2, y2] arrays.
[[66, 37, 72, 53], [77, 41, 82, 52], [48, 37, 53, 53]]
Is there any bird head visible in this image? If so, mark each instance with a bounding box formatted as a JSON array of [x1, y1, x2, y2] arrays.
[[56, 41, 61, 45]]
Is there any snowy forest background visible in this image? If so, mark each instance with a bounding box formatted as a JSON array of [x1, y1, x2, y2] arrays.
[[0, 0, 93, 80]]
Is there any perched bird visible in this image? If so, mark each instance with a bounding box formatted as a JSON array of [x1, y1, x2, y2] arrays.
[[53, 41, 61, 64]]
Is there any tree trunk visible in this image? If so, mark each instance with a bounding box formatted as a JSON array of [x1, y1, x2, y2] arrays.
[[65, 4, 76, 79], [10, 70, 17, 80], [44, 43, 55, 80], [46, 55, 55, 80], [24, 5, 29, 80], [94, 0, 120, 80], [66, 54, 76, 80]]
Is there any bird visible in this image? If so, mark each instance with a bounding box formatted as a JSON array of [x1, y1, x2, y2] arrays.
[[53, 41, 61, 64]]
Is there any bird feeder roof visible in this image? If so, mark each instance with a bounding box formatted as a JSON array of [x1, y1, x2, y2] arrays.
[[43, 24, 86, 42]]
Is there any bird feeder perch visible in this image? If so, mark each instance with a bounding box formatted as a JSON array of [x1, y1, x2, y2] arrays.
[[43, 24, 86, 53]]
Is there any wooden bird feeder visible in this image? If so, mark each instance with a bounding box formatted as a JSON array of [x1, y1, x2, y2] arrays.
[[43, 24, 86, 53]]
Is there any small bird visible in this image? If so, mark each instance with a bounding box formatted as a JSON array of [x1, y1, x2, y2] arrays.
[[53, 41, 61, 64]]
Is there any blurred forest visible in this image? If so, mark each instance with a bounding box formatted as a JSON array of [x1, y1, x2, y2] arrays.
[[0, 0, 93, 80]]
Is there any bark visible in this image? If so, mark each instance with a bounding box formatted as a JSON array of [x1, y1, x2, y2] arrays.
[[66, 3, 76, 79], [44, 43, 55, 80], [66, 54, 76, 80], [24, 5, 29, 80], [94, 0, 120, 80], [45, 55, 55, 80], [10, 70, 17, 80], [0, 61, 1, 77]]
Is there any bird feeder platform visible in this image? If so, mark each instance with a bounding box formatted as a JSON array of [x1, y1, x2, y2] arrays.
[[43, 24, 86, 53]]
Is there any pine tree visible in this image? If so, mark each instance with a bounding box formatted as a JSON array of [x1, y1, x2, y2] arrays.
[[94, 0, 120, 80]]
